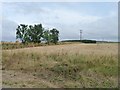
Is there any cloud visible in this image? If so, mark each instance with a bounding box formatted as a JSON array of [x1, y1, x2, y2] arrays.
[[40, 9, 117, 41], [3, 2, 102, 25], [66, 16, 117, 41], [2, 19, 18, 41], [50, 9, 102, 25], [2, 2, 118, 41]]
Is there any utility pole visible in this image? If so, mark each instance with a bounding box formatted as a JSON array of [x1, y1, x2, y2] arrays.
[[80, 30, 82, 41]]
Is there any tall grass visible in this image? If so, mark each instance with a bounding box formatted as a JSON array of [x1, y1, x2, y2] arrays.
[[2, 43, 118, 88], [2, 41, 83, 50]]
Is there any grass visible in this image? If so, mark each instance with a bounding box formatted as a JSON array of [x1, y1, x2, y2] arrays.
[[2, 43, 118, 88], [1, 42, 48, 50], [1, 41, 76, 50]]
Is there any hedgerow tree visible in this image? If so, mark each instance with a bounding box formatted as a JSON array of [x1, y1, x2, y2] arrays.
[[16, 24, 59, 44]]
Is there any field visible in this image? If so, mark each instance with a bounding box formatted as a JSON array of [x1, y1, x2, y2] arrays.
[[2, 43, 118, 88]]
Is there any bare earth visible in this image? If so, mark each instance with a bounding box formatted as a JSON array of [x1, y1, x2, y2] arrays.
[[2, 70, 58, 88]]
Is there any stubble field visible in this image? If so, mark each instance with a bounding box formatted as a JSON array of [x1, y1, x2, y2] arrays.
[[2, 43, 118, 88]]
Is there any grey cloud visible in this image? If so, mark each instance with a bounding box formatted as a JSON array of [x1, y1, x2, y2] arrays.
[[3, 2, 49, 15], [2, 2, 118, 42], [82, 16, 118, 41], [2, 19, 18, 41], [48, 15, 118, 41]]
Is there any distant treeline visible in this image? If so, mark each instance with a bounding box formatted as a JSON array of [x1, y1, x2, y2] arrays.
[[61, 40, 97, 43]]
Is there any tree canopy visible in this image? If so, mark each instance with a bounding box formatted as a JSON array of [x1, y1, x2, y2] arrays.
[[16, 24, 59, 44]]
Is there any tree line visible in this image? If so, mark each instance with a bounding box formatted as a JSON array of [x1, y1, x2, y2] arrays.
[[16, 24, 59, 44]]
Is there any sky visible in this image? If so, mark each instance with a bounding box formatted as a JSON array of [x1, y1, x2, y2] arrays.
[[1, 2, 118, 42]]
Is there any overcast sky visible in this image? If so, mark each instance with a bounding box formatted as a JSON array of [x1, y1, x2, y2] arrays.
[[2, 2, 118, 41]]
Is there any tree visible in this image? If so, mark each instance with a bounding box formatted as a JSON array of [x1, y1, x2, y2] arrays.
[[50, 28, 59, 44], [28, 24, 44, 43], [16, 24, 59, 44], [43, 30, 51, 44], [16, 24, 29, 43]]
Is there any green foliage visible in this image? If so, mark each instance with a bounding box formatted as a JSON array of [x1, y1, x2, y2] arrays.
[[82, 40, 96, 43], [61, 40, 96, 43], [50, 28, 59, 44], [28, 24, 44, 43], [43, 30, 51, 44], [16, 24, 59, 44], [16, 24, 29, 43]]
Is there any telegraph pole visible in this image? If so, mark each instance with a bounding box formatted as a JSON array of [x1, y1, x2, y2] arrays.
[[80, 30, 82, 41]]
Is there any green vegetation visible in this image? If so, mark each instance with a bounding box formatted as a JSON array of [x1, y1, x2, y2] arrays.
[[62, 40, 97, 43], [16, 24, 59, 44]]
